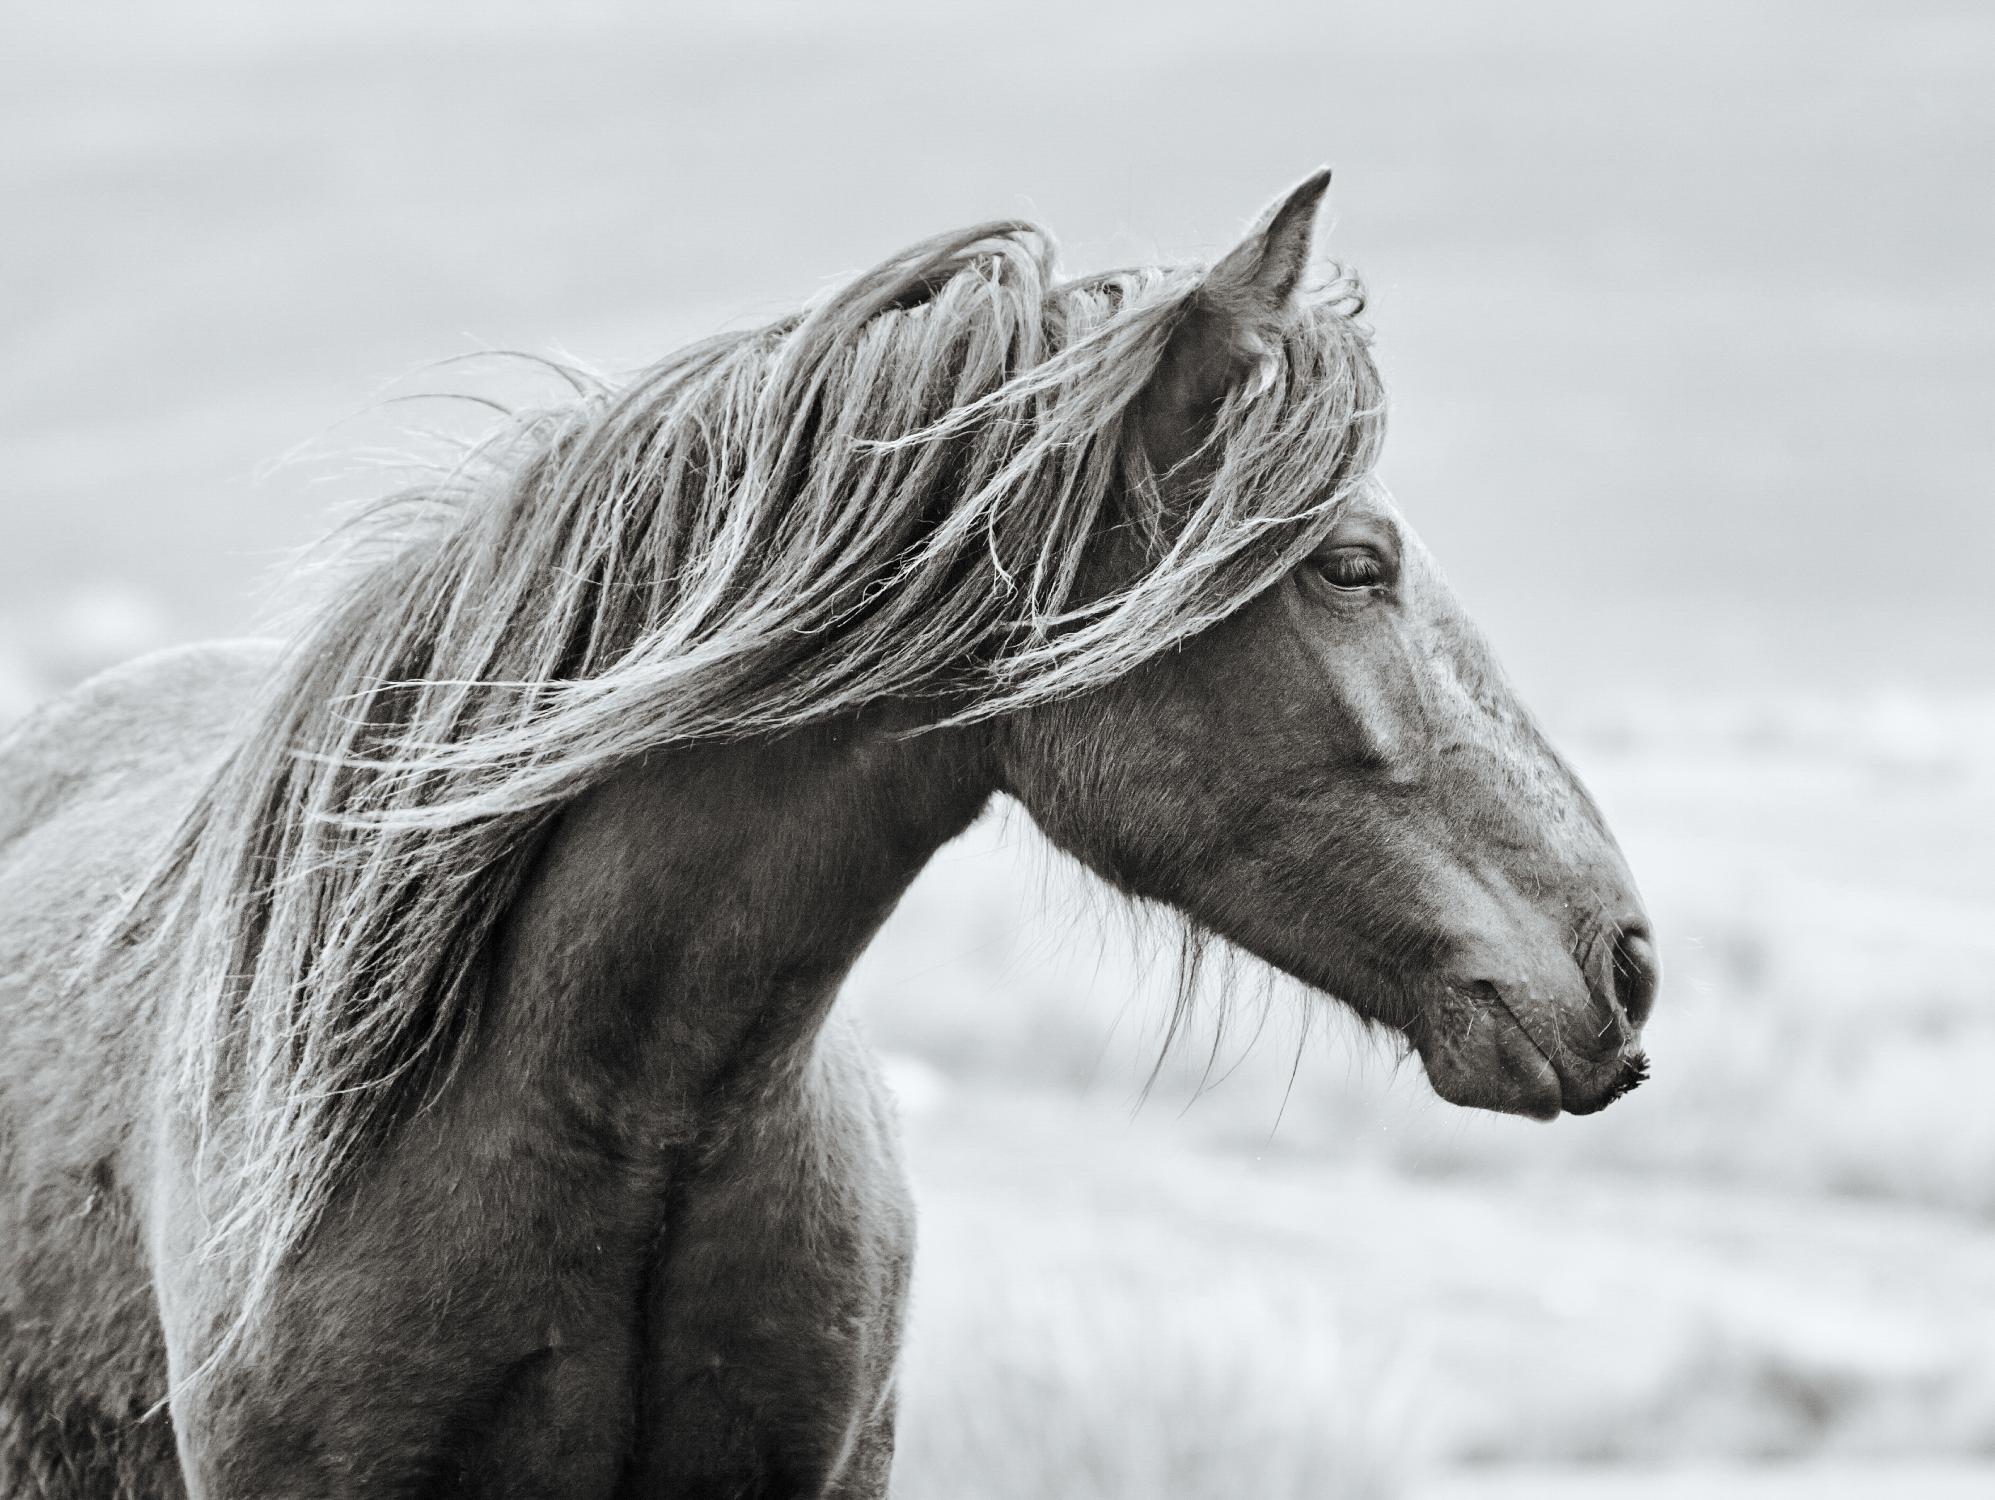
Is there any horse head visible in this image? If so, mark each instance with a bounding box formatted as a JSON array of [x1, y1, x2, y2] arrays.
[[1002, 173, 1657, 1119]]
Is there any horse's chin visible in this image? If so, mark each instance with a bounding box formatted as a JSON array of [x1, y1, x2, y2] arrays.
[[1410, 999, 1564, 1121]]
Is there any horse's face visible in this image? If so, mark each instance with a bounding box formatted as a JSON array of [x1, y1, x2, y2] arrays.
[[1004, 478, 1654, 1119], [1000, 170, 1655, 1119]]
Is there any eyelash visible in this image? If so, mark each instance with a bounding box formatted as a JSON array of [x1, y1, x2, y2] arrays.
[[1315, 549, 1387, 589]]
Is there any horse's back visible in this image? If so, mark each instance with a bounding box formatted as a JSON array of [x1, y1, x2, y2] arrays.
[[0, 639, 275, 1500], [0, 639, 274, 848], [0, 639, 276, 1088]]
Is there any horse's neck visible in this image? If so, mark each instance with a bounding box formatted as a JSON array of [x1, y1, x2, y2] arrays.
[[477, 718, 991, 1139]]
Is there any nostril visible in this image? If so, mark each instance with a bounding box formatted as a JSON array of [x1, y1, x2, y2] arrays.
[[1611, 923, 1661, 1030]]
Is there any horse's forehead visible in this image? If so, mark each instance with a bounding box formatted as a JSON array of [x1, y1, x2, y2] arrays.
[[1333, 476, 1405, 535]]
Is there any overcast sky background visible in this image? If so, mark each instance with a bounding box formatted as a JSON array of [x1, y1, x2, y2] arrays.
[[4, 0, 1989, 711]]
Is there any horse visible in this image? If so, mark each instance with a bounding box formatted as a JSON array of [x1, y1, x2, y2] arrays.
[[0, 169, 1657, 1498]]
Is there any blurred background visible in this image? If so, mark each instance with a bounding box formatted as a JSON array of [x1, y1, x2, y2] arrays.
[[4, 2, 1991, 1495]]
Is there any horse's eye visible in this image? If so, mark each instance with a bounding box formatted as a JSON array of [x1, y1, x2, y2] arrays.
[[1314, 547, 1389, 590]]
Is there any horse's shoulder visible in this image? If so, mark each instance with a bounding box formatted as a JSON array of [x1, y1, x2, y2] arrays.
[[0, 638, 280, 847]]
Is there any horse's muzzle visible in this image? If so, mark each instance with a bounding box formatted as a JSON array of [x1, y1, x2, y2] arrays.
[[1411, 917, 1659, 1121]]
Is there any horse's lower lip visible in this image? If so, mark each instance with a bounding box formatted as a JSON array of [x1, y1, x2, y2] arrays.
[[1557, 1048, 1652, 1114]]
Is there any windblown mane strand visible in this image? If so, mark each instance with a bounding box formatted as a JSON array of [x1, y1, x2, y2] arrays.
[[118, 219, 1384, 1342]]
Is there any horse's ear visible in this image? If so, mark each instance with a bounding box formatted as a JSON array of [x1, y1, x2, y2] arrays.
[[1136, 168, 1332, 471], [1204, 166, 1332, 333]]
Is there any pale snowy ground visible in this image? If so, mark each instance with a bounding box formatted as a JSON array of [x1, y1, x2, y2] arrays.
[[1420, 1465, 1995, 1500], [889, 1083, 1995, 1497]]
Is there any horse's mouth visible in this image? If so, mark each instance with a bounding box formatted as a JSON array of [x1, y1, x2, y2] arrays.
[[1409, 986, 1648, 1121]]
